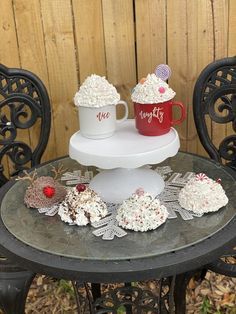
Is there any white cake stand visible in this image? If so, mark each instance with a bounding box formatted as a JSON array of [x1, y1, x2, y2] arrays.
[[69, 120, 180, 203]]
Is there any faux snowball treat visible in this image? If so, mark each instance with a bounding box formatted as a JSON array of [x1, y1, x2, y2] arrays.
[[24, 176, 67, 209], [132, 65, 186, 136], [178, 173, 228, 214], [116, 188, 168, 232], [74, 74, 128, 139], [58, 184, 108, 226]]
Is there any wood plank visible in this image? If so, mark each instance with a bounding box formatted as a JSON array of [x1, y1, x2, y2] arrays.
[[102, 0, 136, 119], [0, 0, 19, 67], [227, 0, 236, 139], [72, 0, 106, 82], [184, 0, 200, 155], [0, 0, 30, 178], [40, 0, 79, 157], [167, 0, 188, 151], [186, 0, 214, 157], [102, 0, 136, 87], [167, 0, 228, 157], [13, 0, 57, 162], [135, 0, 167, 80], [211, 0, 229, 152], [117, 84, 134, 118], [194, 0, 214, 157], [228, 0, 236, 55]]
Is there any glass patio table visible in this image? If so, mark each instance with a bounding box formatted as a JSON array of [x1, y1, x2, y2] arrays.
[[0, 152, 235, 313]]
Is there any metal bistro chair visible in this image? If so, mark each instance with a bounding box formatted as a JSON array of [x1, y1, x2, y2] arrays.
[[193, 56, 236, 275], [174, 56, 236, 313], [0, 64, 51, 314]]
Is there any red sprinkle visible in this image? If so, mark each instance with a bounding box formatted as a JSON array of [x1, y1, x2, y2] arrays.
[[140, 77, 146, 84], [76, 183, 86, 193], [43, 186, 55, 198], [158, 86, 166, 94], [216, 178, 222, 184]]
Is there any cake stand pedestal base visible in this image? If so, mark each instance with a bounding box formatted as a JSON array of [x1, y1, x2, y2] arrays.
[[89, 167, 164, 204]]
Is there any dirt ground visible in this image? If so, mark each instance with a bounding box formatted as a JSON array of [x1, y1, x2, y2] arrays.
[[0, 269, 235, 313], [18, 271, 235, 313]]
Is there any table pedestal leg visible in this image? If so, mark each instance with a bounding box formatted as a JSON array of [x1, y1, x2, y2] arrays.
[[73, 278, 175, 313], [90, 167, 165, 204], [91, 278, 174, 313], [72, 281, 83, 314], [0, 263, 34, 314], [124, 283, 132, 314], [174, 270, 199, 314], [91, 283, 101, 300], [73, 282, 102, 313]]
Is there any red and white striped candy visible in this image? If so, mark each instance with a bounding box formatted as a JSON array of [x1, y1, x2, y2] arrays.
[[195, 173, 208, 181]]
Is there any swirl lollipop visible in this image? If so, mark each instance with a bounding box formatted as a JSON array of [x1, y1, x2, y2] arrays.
[[155, 64, 171, 81]]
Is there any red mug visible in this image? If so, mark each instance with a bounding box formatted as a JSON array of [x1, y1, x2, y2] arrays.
[[134, 100, 186, 136]]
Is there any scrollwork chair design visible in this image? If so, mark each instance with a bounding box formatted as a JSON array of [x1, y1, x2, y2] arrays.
[[174, 56, 236, 314], [193, 56, 236, 171], [0, 64, 51, 313]]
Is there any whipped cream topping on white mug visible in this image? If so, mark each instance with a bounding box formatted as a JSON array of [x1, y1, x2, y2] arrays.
[[131, 73, 176, 104], [74, 74, 120, 108]]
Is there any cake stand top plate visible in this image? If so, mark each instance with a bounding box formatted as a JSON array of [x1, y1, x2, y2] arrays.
[[69, 119, 180, 169]]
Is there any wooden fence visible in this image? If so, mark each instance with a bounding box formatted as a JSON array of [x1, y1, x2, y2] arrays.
[[0, 0, 236, 166]]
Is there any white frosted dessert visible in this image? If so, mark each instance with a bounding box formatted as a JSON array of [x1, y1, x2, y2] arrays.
[[131, 73, 176, 104], [178, 173, 228, 214], [116, 188, 168, 232], [74, 74, 120, 108], [58, 184, 108, 226]]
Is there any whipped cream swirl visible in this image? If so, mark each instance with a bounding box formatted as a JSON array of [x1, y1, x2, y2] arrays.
[[116, 191, 168, 232], [131, 73, 176, 104], [178, 175, 228, 214], [58, 186, 107, 226], [74, 74, 120, 108]]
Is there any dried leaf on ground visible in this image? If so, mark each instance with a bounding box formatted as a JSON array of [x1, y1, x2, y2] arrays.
[[0, 271, 235, 313]]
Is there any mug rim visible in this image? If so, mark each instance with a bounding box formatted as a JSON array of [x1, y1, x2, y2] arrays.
[[133, 100, 174, 106], [77, 100, 128, 109]]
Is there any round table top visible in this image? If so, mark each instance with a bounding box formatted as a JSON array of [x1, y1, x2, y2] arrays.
[[0, 153, 235, 283], [69, 120, 180, 169]]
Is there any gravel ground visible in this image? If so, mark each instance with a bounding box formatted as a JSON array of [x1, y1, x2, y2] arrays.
[[11, 270, 233, 313]]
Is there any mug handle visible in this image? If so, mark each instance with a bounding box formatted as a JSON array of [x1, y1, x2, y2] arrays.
[[116, 100, 129, 123], [171, 101, 186, 126]]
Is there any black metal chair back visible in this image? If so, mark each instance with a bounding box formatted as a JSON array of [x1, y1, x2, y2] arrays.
[[193, 57, 236, 276], [174, 57, 236, 314], [193, 56, 236, 170], [0, 64, 51, 314], [0, 64, 51, 186]]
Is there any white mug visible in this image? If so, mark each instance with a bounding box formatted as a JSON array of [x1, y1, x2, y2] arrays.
[[78, 100, 129, 139]]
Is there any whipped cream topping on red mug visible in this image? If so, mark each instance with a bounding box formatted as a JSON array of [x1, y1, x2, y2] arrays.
[[131, 73, 176, 104]]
